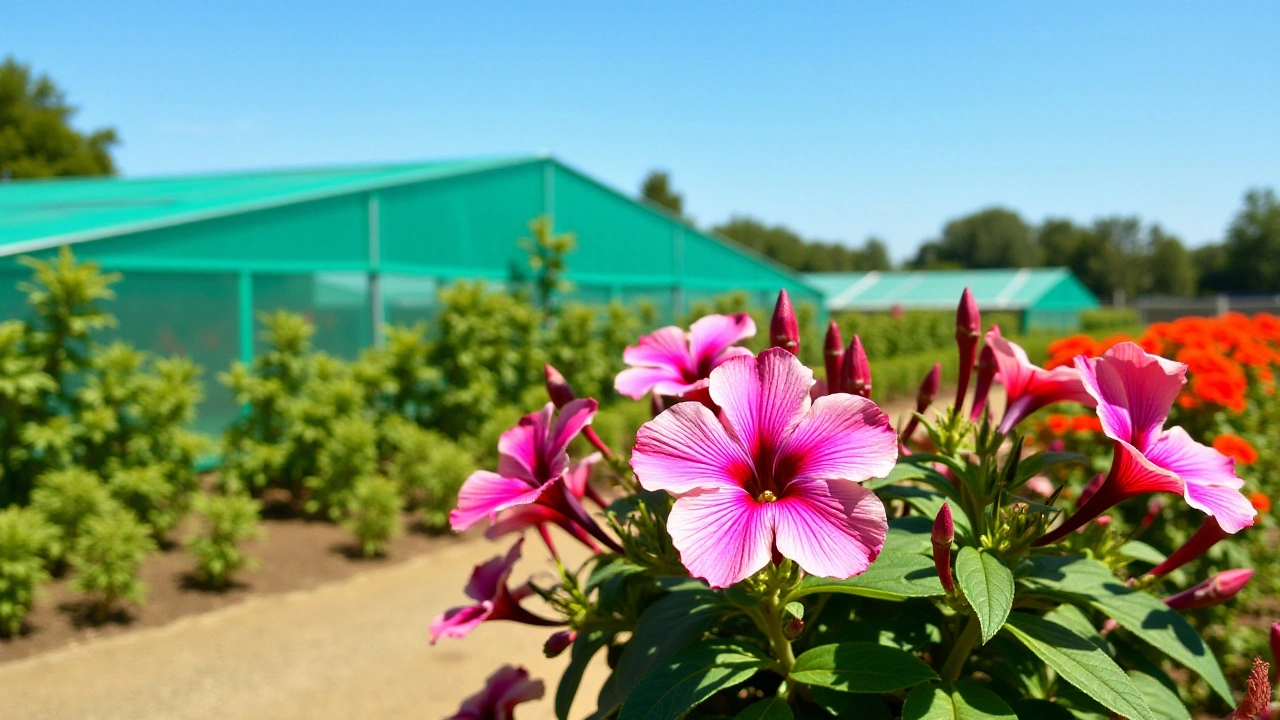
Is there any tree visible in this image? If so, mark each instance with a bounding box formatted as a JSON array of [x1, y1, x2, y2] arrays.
[[1223, 188, 1280, 293], [914, 208, 1038, 269], [1144, 226, 1197, 296], [0, 57, 118, 178], [859, 237, 892, 271], [640, 171, 684, 217]]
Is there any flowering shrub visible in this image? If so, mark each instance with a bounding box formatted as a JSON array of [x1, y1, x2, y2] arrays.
[[435, 289, 1271, 720]]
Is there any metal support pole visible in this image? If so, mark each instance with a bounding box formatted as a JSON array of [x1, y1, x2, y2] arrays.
[[368, 194, 385, 347], [238, 271, 254, 365]]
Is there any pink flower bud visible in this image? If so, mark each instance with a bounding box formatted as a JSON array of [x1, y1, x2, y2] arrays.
[[901, 364, 941, 442], [770, 290, 800, 355], [969, 345, 997, 421], [1141, 498, 1164, 528], [543, 629, 577, 658], [1163, 568, 1253, 611], [841, 336, 872, 399], [544, 365, 576, 408], [932, 504, 955, 594], [1271, 623, 1280, 669], [1145, 517, 1233, 578], [784, 616, 805, 640], [954, 288, 980, 409], [1229, 657, 1271, 719], [824, 322, 844, 394]]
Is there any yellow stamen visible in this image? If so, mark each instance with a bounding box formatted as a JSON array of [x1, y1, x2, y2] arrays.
[[757, 490, 778, 503]]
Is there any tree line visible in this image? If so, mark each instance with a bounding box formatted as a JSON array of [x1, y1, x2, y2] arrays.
[[642, 169, 1280, 299]]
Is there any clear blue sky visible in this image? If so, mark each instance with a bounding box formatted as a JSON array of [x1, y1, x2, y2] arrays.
[[4, 1, 1277, 260]]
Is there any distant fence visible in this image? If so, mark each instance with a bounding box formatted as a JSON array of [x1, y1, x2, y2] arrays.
[[1134, 295, 1280, 324]]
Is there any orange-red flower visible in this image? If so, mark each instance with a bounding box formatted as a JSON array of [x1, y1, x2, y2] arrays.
[[1249, 491, 1271, 514], [1046, 414, 1072, 436], [1213, 434, 1259, 464], [1072, 415, 1103, 434]]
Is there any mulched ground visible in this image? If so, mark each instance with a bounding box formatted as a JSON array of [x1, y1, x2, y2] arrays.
[[0, 507, 461, 665]]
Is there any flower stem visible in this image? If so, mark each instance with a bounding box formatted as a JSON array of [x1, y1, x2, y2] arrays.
[[941, 615, 981, 683]]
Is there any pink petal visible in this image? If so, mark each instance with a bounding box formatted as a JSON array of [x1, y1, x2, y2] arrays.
[[563, 452, 602, 499], [1075, 342, 1186, 450], [711, 345, 755, 368], [496, 405, 555, 482], [1109, 439, 1186, 497], [689, 313, 756, 370], [429, 602, 493, 644], [776, 394, 897, 484], [987, 326, 1095, 434], [450, 471, 546, 531], [631, 402, 753, 494], [711, 349, 813, 463], [547, 398, 598, 459], [622, 326, 693, 372], [772, 478, 888, 579], [614, 365, 687, 399], [464, 537, 523, 600], [1148, 427, 1255, 532], [666, 486, 773, 588]]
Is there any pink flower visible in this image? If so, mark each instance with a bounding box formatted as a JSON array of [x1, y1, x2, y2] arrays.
[[614, 313, 756, 401], [630, 348, 897, 588], [1036, 343, 1255, 545], [451, 401, 619, 552], [986, 326, 1095, 434], [485, 454, 605, 554], [430, 539, 562, 644], [1162, 568, 1253, 611], [447, 665, 546, 720]]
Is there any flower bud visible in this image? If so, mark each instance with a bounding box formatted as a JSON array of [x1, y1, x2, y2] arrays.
[[770, 289, 800, 355], [841, 336, 872, 399], [968, 345, 997, 421], [901, 363, 941, 442], [784, 616, 805, 640], [1163, 568, 1253, 611], [954, 288, 980, 410], [544, 365, 576, 408], [1270, 623, 1280, 669], [824, 321, 844, 394], [931, 504, 955, 594], [1145, 516, 1233, 578], [543, 629, 577, 658], [1140, 497, 1164, 528]]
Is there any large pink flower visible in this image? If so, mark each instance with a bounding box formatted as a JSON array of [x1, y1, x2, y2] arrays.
[[447, 665, 545, 720], [614, 313, 756, 401], [430, 538, 562, 644], [630, 348, 897, 588], [986, 326, 1095, 434], [450, 400, 618, 552], [1036, 342, 1255, 545]]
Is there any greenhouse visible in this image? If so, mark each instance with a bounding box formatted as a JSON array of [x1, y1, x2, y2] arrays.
[[806, 267, 1099, 331], [0, 156, 822, 430]]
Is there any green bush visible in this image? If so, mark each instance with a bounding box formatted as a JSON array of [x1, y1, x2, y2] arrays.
[[1080, 307, 1142, 332], [69, 508, 156, 619], [107, 465, 182, 540], [29, 467, 118, 563], [341, 476, 403, 558], [0, 506, 55, 636], [382, 417, 474, 531], [186, 493, 263, 589], [306, 415, 379, 521], [832, 308, 1021, 361]]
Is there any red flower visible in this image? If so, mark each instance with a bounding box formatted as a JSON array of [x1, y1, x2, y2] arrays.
[[1250, 491, 1271, 514], [1046, 414, 1072, 436], [1214, 434, 1259, 464]]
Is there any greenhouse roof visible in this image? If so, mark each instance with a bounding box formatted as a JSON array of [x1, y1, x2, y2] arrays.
[[805, 268, 1099, 311], [0, 155, 536, 253]]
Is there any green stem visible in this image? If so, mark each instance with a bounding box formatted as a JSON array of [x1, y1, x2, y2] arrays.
[[940, 614, 982, 683]]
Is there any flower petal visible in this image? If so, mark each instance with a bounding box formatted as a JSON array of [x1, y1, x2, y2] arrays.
[[772, 478, 888, 580], [614, 365, 687, 399], [1148, 427, 1255, 533], [689, 313, 756, 370], [547, 398, 598, 460], [1075, 342, 1186, 450], [429, 602, 493, 644], [631, 402, 753, 494], [988, 326, 1095, 434], [666, 486, 773, 588], [463, 537, 523, 601], [450, 471, 546, 532], [563, 452, 602, 499], [1184, 482, 1258, 534], [1109, 438, 1186, 497], [496, 405, 555, 482], [776, 393, 897, 484], [622, 325, 693, 371], [711, 349, 813, 463]]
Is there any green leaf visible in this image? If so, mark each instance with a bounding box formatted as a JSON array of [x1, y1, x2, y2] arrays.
[[789, 642, 937, 693], [1007, 699, 1077, 720], [613, 590, 729, 703], [733, 697, 794, 720], [556, 624, 613, 720], [1128, 671, 1190, 720], [784, 601, 804, 620], [1044, 603, 1111, 655], [790, 552, 944, 601], [865, 460, 951, 491], [1020, 555, 1232, 703], [879, 486, 974, 542], [885, 516, 935, 555], [584, 557, 645, 591], [618, 640, 770, 720], [902, 682, 1018, 719], [1003, 613, 1153, 720], [1117, 541, 1167, 566], [954, 547, 1014, 644], [1013, 451, 1088, 485]]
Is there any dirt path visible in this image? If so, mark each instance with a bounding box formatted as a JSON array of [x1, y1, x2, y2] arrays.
[[0, 532, 604, 720]]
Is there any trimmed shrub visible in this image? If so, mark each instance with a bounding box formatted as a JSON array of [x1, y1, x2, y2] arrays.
[[69, 509, 156, 619], [341, 476, 403, 558], [29, 467, 117, 563], [0, 506, 55, 636], [186, 493, 263, 589], [382, 417, 474, 532]]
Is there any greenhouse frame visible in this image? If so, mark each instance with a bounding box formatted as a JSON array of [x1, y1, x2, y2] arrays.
[[0, 156, 823, 430]]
